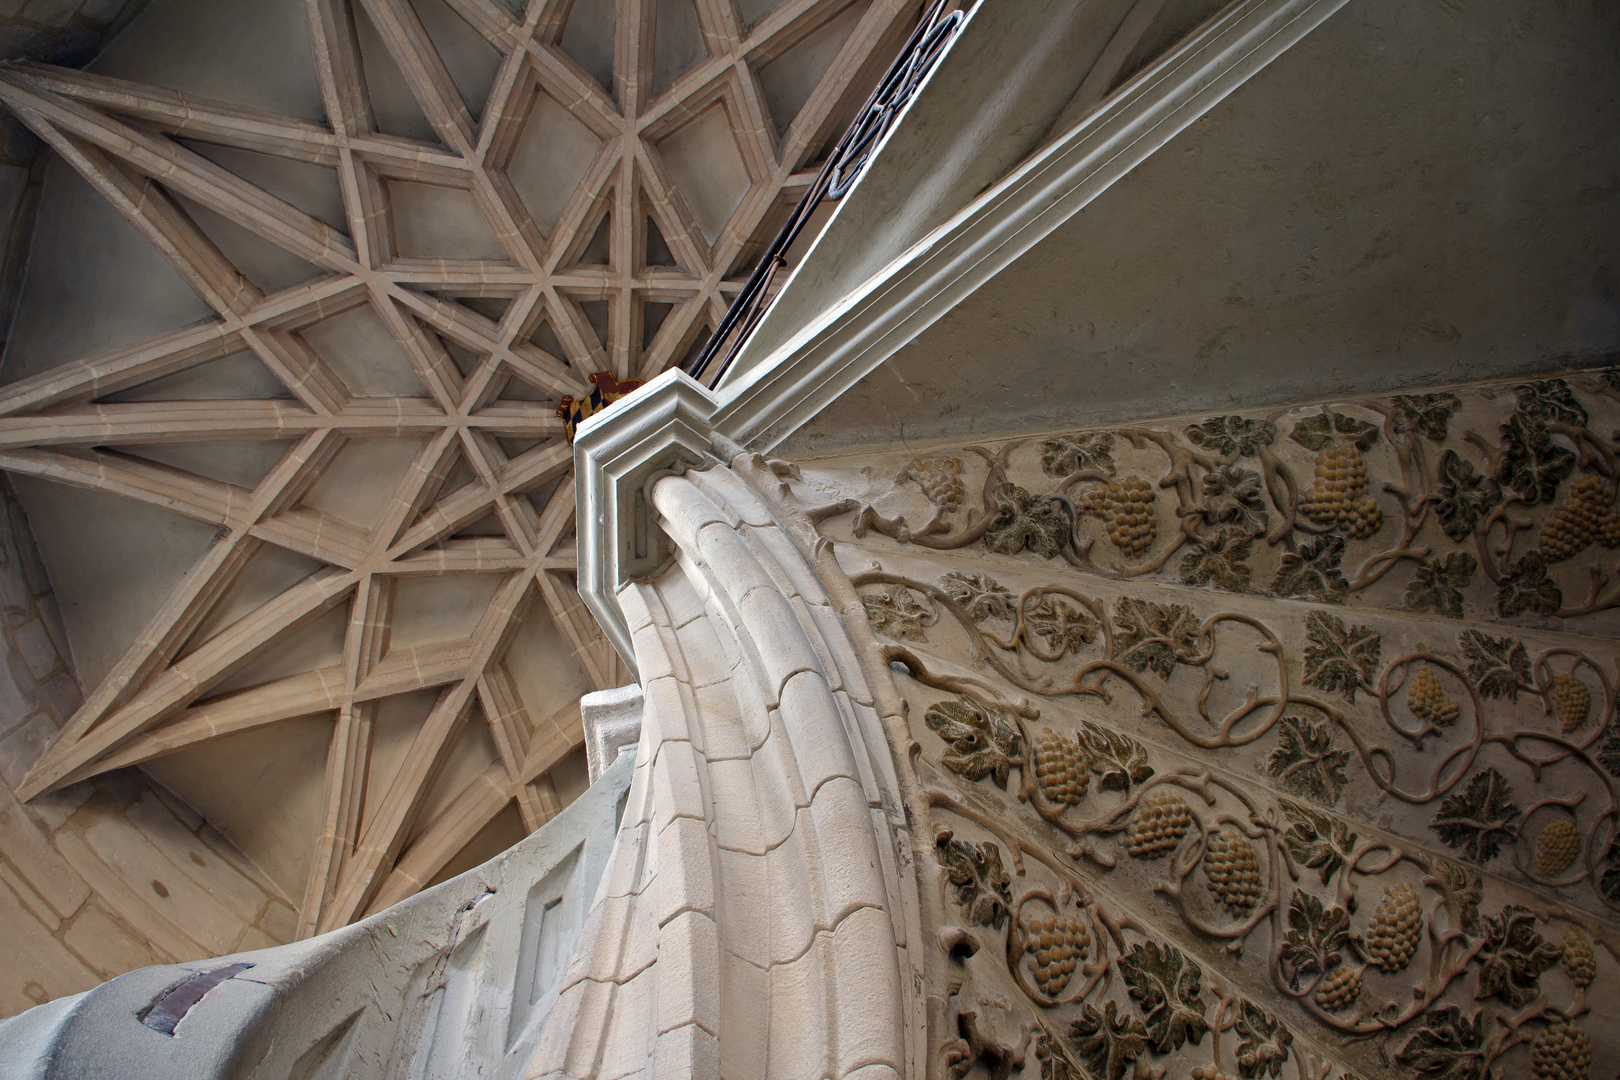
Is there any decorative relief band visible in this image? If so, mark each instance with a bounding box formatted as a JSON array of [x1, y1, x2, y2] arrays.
[[774, 369, 1620, 1080]]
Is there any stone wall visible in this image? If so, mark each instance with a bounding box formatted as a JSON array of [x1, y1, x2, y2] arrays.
[[0, 476, 294, 1018]]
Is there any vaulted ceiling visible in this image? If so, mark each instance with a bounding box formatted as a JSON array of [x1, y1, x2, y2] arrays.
[[0, 0, 916, 934]]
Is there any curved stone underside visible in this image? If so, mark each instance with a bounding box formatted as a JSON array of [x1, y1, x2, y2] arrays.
[[0, 0, 917, 937]]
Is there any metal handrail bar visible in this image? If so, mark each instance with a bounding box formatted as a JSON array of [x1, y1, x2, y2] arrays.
[[686, 0, 965, 389]]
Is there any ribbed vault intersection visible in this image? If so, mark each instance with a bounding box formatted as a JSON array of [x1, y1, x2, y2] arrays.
[[0, 0, 913, 935]]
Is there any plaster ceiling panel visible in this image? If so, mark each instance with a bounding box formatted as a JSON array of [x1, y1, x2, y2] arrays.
[[98, 352, 293, 402], [737, 0, 788, 30], [90, 0, 325, 122], [643, 211, 677, 267], [506, 91, 603, 239], [577, 299, 611, 353], [441, 295, 514, 325], [298, 303, 432, 398], [504, 600, 591, 730], [206, 603, 347, 697], [527, 319, 569, 363], [142, 713, 331, 901], [114, 441, 295, 489], [387, 573, 505, 650], [408, 0, 502, 119], [181, 144, 349, 234], [170, 191, 327, 294], [180, 545, 324, 655], [755, 0, 868, 138], [353, 1, 438, 144], [4, 157, 212, 384], [549, 742, 588, 806], [297, 436, 431, 531], [405, 713, 499, 847], [559, 0, 616, 95], [10, 476, 218, 690], [570, 212, 612, 267], [360, 688, 439, 830], [423, 800, 525, 889], [387, 180, 508, 260], [448, 510, 509, 538], [652, 0, 706, 97], [779, 0, 1620, 457], [655, 102, 750, 245]]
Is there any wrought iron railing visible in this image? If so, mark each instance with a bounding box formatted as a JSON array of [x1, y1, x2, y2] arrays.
[[685, 0, 966, 389]]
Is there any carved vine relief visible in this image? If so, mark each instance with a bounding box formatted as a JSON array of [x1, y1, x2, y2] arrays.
[[822, 371, 1620, 629], [786, 371, 1620, 1080]]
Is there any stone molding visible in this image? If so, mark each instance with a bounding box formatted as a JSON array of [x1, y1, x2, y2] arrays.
[[582, 684, 644, 784], [710, 0, 1353, 449]]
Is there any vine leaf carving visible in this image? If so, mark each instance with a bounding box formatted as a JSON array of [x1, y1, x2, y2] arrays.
[[1197, 465, 1270, 537], [1266, 716, 1350, 805], [1394, 1005, 1487, 1080], [1474, 904, 1562, 1008], [1289, 411, 1380, 452], [1112, 596, 1200, 679], [1498, 413, 1576, 505], [1281, 892, 1350, 975], [1234, 1000, 1293, 1079], [1603, 732, 1620, 780], [1077, 722, 1154, 792], [936, 835, 1012, 929], [1430, 768, 1519, 865], [1301, 611, 1381, 704], [1435, 450, 1502, 542], [1027, 597, 1100, 656], [1403, 551, 1478, 618], [1601, 837, 1620, 904], [863, 585, 931, 641], [984, 482, 1068, 559], [1495, 550, 1562, 617], [1034, 1033, 1079, 1080], [941, 571, 1015, 622], [1392, 392, 1462, 441], [1041, 432, 1117, 477], [1434, 860, 1483, 936], [1271, 535, 1349, 604], [925, 698, 1023, 789], [1068, 1001, 1149, 1080], [1279, 799, 1357, 885], [1179, 527, 1255, 591], [1458, 630, 1531, 701], [1185, 415, 1276, 457], [1118, 941, 1209, 1053], [1513, 378, 1588, 427]]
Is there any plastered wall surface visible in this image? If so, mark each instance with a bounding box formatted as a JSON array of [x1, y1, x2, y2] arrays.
[[779, 0, 1620, 457], [0, 478, 293, 1019]]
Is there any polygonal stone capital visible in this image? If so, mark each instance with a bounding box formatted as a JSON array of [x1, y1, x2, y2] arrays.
[[574, 368, 721, 675]]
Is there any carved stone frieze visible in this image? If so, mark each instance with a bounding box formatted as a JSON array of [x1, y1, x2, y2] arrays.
[[777, 369, 1620, 1080], [801, 370, 1620, 633]]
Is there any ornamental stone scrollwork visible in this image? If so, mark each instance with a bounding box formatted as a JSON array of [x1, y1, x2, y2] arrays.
[[815, 370, 1620, 629], [767, 368, 1620, 1080]]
